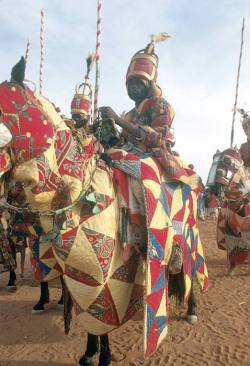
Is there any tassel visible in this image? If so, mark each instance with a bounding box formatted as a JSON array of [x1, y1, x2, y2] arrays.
[[150, 32, 171, 43], [86, 53, 96, 77], [237, 108, 250, 120]]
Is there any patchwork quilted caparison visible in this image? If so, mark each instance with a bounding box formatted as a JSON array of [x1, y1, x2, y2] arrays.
[[0, 82, 208, 358], [111, 152, 208, 356]]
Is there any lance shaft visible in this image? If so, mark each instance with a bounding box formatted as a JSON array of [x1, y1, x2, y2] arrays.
[[230, 18, 245, 148], [39, 9, 45, 95], [93, 0, 102, 122]]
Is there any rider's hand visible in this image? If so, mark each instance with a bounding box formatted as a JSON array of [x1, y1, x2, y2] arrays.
[[99, 106, 119, 122]]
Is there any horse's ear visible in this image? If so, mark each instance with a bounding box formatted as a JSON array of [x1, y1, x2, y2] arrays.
[[10, 56, 25, 86]]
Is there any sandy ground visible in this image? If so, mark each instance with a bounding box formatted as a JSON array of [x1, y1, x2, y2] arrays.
[[0, 220, 250, 366]]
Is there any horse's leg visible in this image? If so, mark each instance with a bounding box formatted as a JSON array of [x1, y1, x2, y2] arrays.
[[226, 250, 237, 276], [32, 281, 50, 314], [57, 275, 64, 308], [6, 269, 17, 289], [20, 243, 26, 278], [228, 260, 236, 277], [98, 334, 112, 366], [187, 282, 198, 324], [77, 333, 99, 366], [6, 241, 17, 290]]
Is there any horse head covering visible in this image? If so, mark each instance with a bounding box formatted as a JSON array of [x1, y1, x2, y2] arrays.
[[238, 109, 250, 166], [0, 57, 55, 163], [126, 33, 170, 87]]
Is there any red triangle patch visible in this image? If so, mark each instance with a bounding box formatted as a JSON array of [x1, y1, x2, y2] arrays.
[[141, 162, 160, 183], [87, 284, 120, 326], [146, 288, 164, 314], [151, 227, 168, 251], [149, 259, 165, 289], [53, 262, 63, 273], [144, 187, 158, 224], [145, 318, 159, 357], [40, 247, 54, 260]]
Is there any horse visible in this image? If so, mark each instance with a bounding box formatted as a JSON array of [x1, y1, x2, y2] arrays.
[[207, 148, 250, 275], [0, 58, 208, 366]]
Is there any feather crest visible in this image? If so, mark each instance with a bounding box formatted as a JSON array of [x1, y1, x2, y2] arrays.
[[150, 32, 171, 43]]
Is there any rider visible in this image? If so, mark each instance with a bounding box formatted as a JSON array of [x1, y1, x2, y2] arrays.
[[67, 55, 98, 156], [239, 110, 250, 216], [239, 109, 250, 169], [100, 36, 201, 260], [100, 36, 197, 185]]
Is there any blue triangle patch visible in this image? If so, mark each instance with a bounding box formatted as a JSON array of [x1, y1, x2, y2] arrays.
[[149, 231, 164, 261], [181, 184, 191, 204], [146, 304, 156, 338], [155, 315, 168, 335], [152, 268, 166, 293]]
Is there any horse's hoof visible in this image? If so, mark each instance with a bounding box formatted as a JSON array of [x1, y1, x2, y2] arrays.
[[99, 353, 112, 366], [6, 285, 17, 292], [31, 308, 44, 315], [31, 300, 46, 314], [77, 355, 95, 366], [187, 314, 198, 324], [228, 269, 235, 277]]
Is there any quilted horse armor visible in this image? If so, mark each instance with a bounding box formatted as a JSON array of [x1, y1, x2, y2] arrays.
[[0, 77, 208, 357], [208, 148, 250, 265]]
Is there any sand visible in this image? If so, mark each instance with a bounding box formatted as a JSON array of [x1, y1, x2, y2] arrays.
[[0, 220, 250, 366]]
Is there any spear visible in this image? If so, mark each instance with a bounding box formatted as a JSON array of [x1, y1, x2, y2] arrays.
[[93, 0, 102, 122], [23, 38, 30, 80], [24, 38, 30, 67], [230, 17, 245, 147], [39, 9, 45, 95]]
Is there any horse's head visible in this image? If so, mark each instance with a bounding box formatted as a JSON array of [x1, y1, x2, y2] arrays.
[[207, 148, 249, 204], [0, 57, 56, 176]]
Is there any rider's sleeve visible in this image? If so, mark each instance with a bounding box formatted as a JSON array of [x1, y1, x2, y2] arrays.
[[140, 97, 175, 148]]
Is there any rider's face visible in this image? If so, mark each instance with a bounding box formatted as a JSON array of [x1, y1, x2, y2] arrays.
[[72, 113, 88, 129], [126, 78, 149, 102]]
